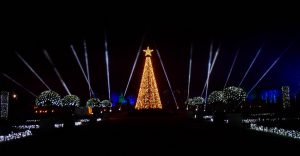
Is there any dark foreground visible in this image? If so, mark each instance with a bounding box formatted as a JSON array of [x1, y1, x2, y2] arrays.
[[1, 112, 300, 154]]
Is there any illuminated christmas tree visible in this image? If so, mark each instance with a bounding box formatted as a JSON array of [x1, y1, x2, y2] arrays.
[[135, 46, 162, 110]]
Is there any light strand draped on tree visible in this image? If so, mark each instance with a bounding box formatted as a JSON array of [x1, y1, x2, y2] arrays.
[[135, 46, 162, 110], [35, 90, 62, 107]]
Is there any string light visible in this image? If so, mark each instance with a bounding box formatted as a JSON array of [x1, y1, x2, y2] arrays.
[[191, 96, 205, 105], [250, 123, 300, 140], [96, 118, 102, 122], [74, 122, 82, 126], [35, 90, 62, 107], [13, 125, 40, 129], [0, 130, 32, 143], [79, 119, 90, 123], [86, 98, 101, 108], [208, 91, 225, 104], [101, 100, 112, 107], [54, 123, 64, 128], [250, 113, 275, 117], [185, 98, 193, 106], [26, 120, 40, 123], [281, 86, 290, 109], [135, 47, 162, 110], [223, 86, 246, 105], [74, 119, 90, 126], [62, 95, 80, 107]]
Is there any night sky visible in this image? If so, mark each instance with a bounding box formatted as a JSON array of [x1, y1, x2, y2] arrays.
[[1, 3, 300, 108]]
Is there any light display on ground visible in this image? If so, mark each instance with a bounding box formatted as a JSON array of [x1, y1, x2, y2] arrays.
[[96, 118, 102, 122], [135, 47, 162, 110], [35, 90, 62, 107], [242, 117, 292, 124], [26, 120, 40, 123], [54, 123, 64, 128], [250, 123, 300, 140], [74, 122, 82, 126], [74, 119, 93, 126], [62, 95, 80, 107], [0, 130, 32, 143], [208, 91, 225, 104], [13, 125, 40, 129]]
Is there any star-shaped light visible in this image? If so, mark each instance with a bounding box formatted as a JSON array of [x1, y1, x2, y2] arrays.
[[143, 46, 153, 57]]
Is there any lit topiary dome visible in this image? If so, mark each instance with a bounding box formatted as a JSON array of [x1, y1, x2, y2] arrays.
[[86, 98, 101, 108], [208, 91, 225, 104], [35, 90, 62, 107], [62, 95, 80, 107], [223, 86, 246, 105]]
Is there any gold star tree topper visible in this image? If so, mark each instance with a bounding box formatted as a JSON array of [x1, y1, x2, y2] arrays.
[[143, 46, 153, 57]]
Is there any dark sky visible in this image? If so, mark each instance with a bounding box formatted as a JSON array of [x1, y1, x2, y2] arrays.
[[1, 3, 300, 106]]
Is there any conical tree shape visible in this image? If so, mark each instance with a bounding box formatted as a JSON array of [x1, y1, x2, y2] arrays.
[[135, 46, 162, 110]]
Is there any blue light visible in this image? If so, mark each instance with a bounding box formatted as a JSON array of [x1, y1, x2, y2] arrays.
[[111, 92, 119, 107], [110, 92, 136, 106], [118, 94, 127, 104], [247, 92, 257, 102], [260, 89, 280, 104], [127, 95, 136, 106]]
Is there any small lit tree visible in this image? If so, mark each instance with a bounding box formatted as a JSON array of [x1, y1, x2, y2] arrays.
[[101, 100, 112, 108], [208, 91, 225, 104], [192, 96, 205, 105], [36, 90, 62, 107], [86, 98, 101, 108], [62, 95, 80, 107], [223, 86, 246, 112], [208, 91, 226, 113], [185, 98, 193, 110], [86, 98, 101, 116]]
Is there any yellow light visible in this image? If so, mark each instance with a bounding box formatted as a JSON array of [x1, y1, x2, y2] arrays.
[[88, 106, 93, 115], [143, 46, 153, 57], [135, 46, 162, 110]]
